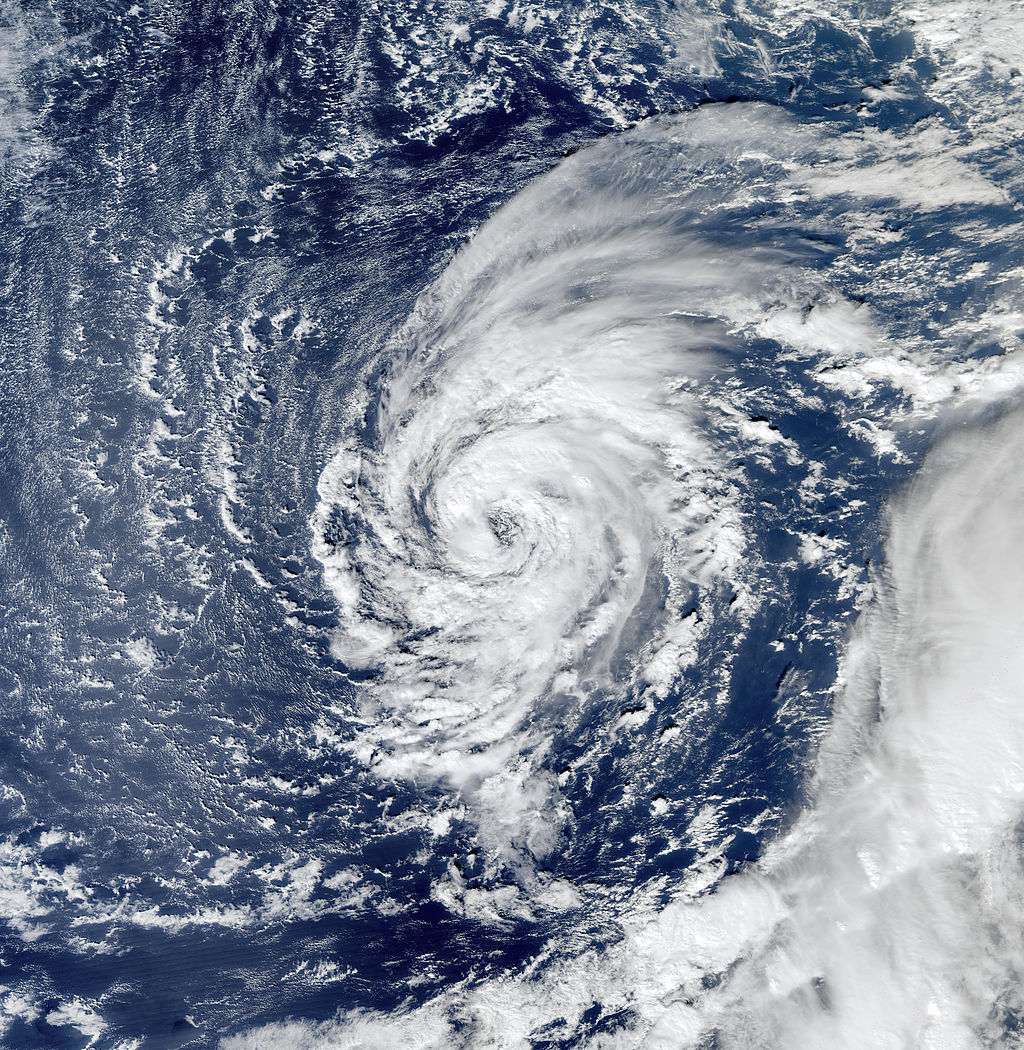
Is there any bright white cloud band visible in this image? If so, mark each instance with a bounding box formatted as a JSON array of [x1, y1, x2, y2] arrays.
[[293, 97, 1024, 1047]]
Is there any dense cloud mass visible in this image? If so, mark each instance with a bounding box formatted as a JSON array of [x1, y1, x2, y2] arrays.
[[0, 0, 1023, 1045], [296, 106, 1024, 1047]]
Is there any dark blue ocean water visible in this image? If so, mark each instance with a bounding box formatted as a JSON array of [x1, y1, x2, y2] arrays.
[[0, 1, 1018, 1046]]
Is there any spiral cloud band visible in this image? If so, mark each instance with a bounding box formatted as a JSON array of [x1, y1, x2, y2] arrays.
[[293, 94, 1024, 1047], [314, 105, 862, 802], [6, 0, 1024, 1041]]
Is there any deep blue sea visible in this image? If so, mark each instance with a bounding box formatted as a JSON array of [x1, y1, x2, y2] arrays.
[[1, 1, 1024, 1046]]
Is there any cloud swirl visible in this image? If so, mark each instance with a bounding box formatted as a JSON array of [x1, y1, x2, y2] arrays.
[[310, 105, 858, 805]]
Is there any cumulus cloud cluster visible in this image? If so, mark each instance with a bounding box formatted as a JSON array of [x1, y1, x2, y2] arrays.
[[292, 61, 1024, 1050], [311, 105, 857, 837], [275, 403, 1024, 1048]]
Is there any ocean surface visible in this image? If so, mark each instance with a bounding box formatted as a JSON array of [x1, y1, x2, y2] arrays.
[[1, 0, 1024, 1046]]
